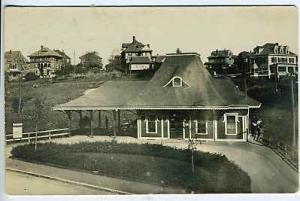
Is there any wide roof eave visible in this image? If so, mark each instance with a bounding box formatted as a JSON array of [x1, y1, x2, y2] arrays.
[[53, 104, 261, 111]]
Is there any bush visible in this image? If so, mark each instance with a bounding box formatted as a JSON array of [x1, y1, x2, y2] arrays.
[[11, 142, 251, 193], [24, 72, 38, 81]]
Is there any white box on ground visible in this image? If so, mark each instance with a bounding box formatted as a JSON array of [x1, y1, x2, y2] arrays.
[[13, 123, 23, 138]]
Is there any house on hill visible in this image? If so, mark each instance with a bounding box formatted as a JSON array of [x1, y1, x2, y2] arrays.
[[53, 52, 260, 141], [205, 49, 235, 75], [251, 43, 298, 78], [54, 49, 71, 66], [79, 51, 103, 70], [28, 45, 63, 78], [4, 50, 29, 80], [120, 36, 153, 74]]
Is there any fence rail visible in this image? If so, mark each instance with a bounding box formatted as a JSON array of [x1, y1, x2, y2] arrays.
[[5, 128, 70, 143]]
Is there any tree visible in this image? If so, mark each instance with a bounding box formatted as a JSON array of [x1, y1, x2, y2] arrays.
[[187, 138, 197, 174], [32, 97, 46, 151], [24, 72, 38, 81]]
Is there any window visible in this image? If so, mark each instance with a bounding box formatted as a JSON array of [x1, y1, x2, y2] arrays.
[[225, 114, 238, 135], [195, 120, 207, 135], [146, 115, 157, 133], [271, 57, 277, 63], [289, 58, 295, 64], [278, 66, 286, 72], [164, 76, 190, 88], [172, 77, 182, 87], [288, 67, 294, 73]]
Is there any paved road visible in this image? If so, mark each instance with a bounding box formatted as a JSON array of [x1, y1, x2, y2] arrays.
[[163, 141, 299, 193], [6, 170, 113, 195]]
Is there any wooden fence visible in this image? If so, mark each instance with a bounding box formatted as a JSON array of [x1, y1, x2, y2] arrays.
[[5, 128, 70, 143]]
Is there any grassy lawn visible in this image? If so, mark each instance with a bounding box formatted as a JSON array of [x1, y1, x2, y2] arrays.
[[11, 142, 251, 193], [5, 79, 103, 133], [234, 78, 298, 147]]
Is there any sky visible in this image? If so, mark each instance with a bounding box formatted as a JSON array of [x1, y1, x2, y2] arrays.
[[4, 6, 298, 65]]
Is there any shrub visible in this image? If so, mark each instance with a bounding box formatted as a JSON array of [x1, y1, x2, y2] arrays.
[[24, 72, 38, 81], [11, 142, 251, 193]]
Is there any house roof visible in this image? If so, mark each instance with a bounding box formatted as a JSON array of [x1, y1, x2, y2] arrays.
[[208, 49, 233, 58], [254, 43, 297, 56], [29, 46, 63, 58], [122, 36, 152, 53], [54, 54, 260, 111], [5, 50, 28, 63], [54, 49, 71, 59], [79, 51, 102, 59], [129, 56, 152, 64], [154, 55, 166, 63]]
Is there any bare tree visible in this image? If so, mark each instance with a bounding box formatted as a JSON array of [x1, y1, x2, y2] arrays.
[[32, 97, 45, 151], [187, 138, 197, 174]]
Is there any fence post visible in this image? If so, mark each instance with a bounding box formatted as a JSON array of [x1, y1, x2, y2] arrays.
[[49, 131, 51, 141], [28, 133, 30, 143]]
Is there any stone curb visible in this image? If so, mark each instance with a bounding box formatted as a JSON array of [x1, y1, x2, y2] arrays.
[[6, 168, 132, 195]]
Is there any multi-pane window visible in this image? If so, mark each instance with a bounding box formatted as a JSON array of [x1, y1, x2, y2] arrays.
[[278, 66, 286, 72], [225, 114, 237, 135], [146, 115, 157, 133], [289, 58, 295, 64], [196, 120, 207, 134], [271, 57, 277, 63]]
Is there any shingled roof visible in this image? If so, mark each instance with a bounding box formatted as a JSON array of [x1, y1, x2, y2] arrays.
[[54, 49, 71, 59], [122, 36, 152, 53], [53, 53, 260, 111], [5, 50, 28, 63], [254, 43, 297, 56], [129, 56, 152, 64], [29, 46, 63, 58], [208, 49, 233, 58]]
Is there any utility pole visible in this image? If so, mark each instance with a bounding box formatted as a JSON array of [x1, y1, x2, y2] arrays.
[[243, 58, 248, 98], [290, 74, 297, 147], [18, 69, 22, 114], [73, 50, 76, 74]]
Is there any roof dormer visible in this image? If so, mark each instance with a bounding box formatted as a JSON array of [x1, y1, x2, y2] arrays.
[[163, 76, 190, 88]]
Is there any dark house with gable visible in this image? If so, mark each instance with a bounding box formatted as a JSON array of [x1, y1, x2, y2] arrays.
[[205, 49, 235, 75], [4, 50, 29, 80], [28, 45, 64, 78], [120, 36, 153, 74], [54, 52, 260, 141]]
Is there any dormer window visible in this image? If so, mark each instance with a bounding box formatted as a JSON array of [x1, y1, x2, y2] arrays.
[[280, 46, 284, 54], [274, 46, 278, 54], [163, 76, 190, 88], [173, 77, 182, 87]]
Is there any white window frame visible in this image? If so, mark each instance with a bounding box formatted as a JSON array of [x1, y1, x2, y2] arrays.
[[172, 77, 183, 87], [194, 120, 208, 135], [224, 113, 238, 135], [163, 76, 190, 88], [145, 116, 158, 134]]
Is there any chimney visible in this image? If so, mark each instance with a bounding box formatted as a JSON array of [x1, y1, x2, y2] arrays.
[[41, 45, 44, 49], [133, 36, 136, 42], [9, 50, 12, 53], [147, 44, 150, 48]]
